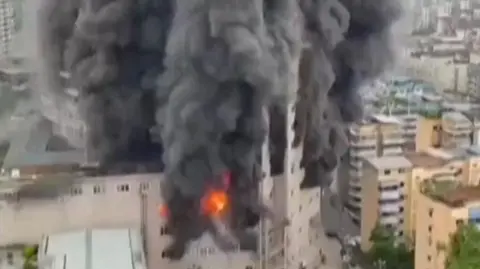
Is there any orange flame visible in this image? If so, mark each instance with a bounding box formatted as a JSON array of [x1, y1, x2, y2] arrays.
[[202, 190, 229, 217], [159, 204, 169, 218]]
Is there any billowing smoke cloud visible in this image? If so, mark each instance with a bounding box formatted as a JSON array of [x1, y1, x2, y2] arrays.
[[157, 0, 302, 198], [36, 0, 401, 259], [36, 0, 171, 164], [297, 0, 402, 188]]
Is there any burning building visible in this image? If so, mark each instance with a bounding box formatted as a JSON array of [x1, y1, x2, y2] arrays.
[[12, 0, 404, 268]]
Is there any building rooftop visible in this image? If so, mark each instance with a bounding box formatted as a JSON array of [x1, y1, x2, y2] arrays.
[[442, 111, 471, 123], [1, 116, 86, 169], [421, 180, 480, 207], [365, 155, 412, 170], [405, 152, 448, 168], [437, 146, 480, 160], [41, 228, 146, 269], [370, 114, 402, 125]]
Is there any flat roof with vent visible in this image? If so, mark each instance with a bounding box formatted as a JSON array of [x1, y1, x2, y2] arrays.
[[41, 228, 146, 269], [421, 180, 480, 208], [405, 152, 448, 168], [1, 116, 86, 170]]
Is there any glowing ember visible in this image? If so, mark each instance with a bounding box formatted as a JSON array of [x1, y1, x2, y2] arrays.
[[202, 190, 229, 216], [222, 171, 231, 188]]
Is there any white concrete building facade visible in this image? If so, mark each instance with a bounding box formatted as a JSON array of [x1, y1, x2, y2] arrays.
[[0, 101, 323, 269]]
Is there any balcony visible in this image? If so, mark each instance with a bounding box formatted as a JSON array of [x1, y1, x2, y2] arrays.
[[350, 138, 377, 147], [349, 178, 361, 188], [351, 149, 377, 159], [380, 215, 401, 225], [348, 188, 361, 199], [349, 169, 362, 179], [383, 136, 406, 145], [379, 204, 400, 214], [379, 190, 402, 200], [382, 147, 403, 156]]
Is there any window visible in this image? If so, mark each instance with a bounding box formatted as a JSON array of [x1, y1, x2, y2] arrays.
[[299, 205, 302, 212], [246, 266, 254, 269], [160, 226, 170, 235], [117, 184, 130, 192], [71, 187, 82, 196], [398, 231, 403, 236], [399, 206, 404, 213], [93, 185, 104, 194], [428, 225, 432, 232], [140, 182, 149, 192], [428, 208, 434, 217], [427, 255, 431, 261], [384, 169, 391, 175], [398, 168, 405, 173], [199, 248, 207, 256], [399, 182, 405, 187], [456, 219, 464, 226], [6, 252, 13, 265]]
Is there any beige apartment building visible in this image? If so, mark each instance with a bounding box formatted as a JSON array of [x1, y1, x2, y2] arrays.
[[416, 109, 480, 152], [359, 145, 480, 253], [344, 114, 405, 221], [360, 155, 412, 251], [441, 111, 472, 149], [415, 181, 480, 269]]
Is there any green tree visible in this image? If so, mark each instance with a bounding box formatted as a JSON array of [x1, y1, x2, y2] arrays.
[[368, 224, 414, 269], [446, 224, 480, 269], [22, 245, 38, 269]]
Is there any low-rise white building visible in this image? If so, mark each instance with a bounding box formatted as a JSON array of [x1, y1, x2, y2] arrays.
[[39, 228, 147, 269]]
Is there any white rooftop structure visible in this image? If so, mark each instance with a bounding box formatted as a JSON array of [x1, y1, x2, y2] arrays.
[[365, 156, 412, 170], [39, 229, 146, 269], [443, 111, 471, 123], [370, 114, 402, 125]]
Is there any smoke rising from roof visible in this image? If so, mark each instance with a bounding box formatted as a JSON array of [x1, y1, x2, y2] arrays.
[[35, 0, 401, 257]]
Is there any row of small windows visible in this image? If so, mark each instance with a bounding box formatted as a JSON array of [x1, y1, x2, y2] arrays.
[[383, 168, 406, 175], [378, 182, 405, 190], [70, 182, 150, 195]]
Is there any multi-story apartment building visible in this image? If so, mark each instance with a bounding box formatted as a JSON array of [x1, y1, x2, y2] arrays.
[[342, 114, 405, 221], [415, 181, 480, 269], [416, 108, 480, 151], [0, 0, 14, 57], [360, 155, 412, 251], [441, 111, 472, 149], [396, 114, 418, 150], [359, 145, 480, 254]]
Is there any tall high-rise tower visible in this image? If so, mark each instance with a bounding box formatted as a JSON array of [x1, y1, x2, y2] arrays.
[[0, 0, 15, 57]]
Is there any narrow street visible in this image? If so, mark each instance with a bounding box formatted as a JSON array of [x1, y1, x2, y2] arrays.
[[318, 188, 361, 269]]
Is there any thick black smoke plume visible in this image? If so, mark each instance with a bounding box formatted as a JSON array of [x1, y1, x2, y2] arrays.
[[36, 0, 401, 259]]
